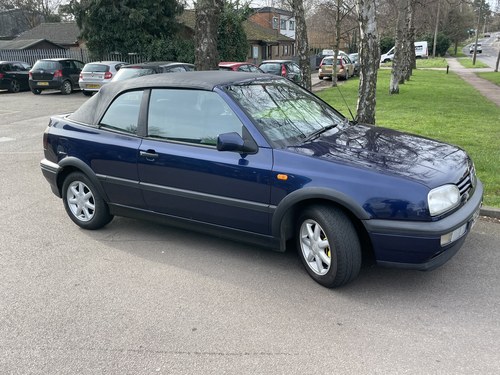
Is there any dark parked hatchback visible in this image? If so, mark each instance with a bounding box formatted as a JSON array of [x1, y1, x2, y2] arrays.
[[29, 58, 84, 95], [40, 72, 482, 288], [0, 61, 31, 93], [259, 60, 302, 83]]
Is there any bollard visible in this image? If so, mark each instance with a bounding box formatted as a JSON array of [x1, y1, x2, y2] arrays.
[[446, 65, 449, 74]]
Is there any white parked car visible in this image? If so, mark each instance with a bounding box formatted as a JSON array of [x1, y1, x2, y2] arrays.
[[469, 43, 482, 54], [79, 61, 126, 96]]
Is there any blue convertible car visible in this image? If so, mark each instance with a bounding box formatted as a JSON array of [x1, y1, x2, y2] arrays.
[[40, 71, 482, 287]]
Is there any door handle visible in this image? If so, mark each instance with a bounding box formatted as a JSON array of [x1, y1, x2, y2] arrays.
[[139, 150, 159, 159]]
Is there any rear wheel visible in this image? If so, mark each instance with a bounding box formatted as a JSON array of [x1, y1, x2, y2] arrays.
[[82, 90, 93, 97], [8, 79, 20, 93], [31, 88, 42, 95], [62, 172, 113, 230], [61, 80, 72, 95], [297, 205, 361, 288]]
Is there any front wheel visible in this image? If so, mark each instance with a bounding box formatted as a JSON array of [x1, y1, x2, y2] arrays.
[[62, 172, 113, 230], [297, 205, 361, 288]]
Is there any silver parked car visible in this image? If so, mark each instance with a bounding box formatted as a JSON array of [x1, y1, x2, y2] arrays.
[[79, 61, 126, 96]]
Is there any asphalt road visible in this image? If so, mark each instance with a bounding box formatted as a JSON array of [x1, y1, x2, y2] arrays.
[[466, 32, 500, 68], [1, 90, 499, 374]]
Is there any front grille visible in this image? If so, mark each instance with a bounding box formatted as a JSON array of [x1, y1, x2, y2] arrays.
[[457, 164, 476, 204]]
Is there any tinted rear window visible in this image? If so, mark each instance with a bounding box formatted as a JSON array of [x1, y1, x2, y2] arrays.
[[32, 60, 59, 70], [82, 64, 109, 72], [260, 63, 281, 74]]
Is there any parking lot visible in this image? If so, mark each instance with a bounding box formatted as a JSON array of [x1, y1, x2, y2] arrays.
[[1, 89, 500, 374]]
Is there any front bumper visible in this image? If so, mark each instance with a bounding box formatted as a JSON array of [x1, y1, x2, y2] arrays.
[[364, 179, 483, 270]]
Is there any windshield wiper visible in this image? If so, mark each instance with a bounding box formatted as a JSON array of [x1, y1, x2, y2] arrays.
[[302, 124, 337, 143]]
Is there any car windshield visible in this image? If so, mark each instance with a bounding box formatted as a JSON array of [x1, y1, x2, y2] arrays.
[[112, 67, 155, 81], [225, 79, 346, 148]]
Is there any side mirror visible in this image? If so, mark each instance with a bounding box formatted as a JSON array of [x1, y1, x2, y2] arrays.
[[217, 132, 258, 154]]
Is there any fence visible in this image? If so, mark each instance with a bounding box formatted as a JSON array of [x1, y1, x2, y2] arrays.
[[0, 48, 145, 66]]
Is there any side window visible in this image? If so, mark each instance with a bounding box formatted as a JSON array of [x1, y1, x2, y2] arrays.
[[100, 91, 143, 134], [74, 61, 84, 70], [165, 66, 186, 73], [237, 65, 250, 72], [147, 89, 243, 146], [61, 60, 71, 69]]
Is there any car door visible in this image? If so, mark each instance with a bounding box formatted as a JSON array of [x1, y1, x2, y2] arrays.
[[12, 62, 30, 89], [94, 90, 146, 209], [71, 60, 84, 85], [137, 88, 274, 234]]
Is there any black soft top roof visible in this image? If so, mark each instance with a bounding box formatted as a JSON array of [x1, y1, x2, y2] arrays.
[[68, 71, 282, 125]]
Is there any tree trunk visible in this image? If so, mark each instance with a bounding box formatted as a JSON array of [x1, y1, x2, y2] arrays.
[[403, 0, 415, 81], [195, 0, 223, 71], [356, 0, 379, 125], [292, 0, 312, 90], [331, 0, 343, 87], [389, 0, 407, 94]]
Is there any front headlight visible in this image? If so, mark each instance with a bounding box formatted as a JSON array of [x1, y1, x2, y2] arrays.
[[428, 184, 460, 216]]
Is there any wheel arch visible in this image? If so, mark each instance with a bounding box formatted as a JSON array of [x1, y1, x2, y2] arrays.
[[272, 188, 373, 255], [56, 157, 110, 202]]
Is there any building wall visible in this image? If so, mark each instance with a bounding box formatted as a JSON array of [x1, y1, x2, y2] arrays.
[[249, 11, 296, 40]]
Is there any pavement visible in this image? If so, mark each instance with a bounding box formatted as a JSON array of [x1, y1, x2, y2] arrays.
[[445, 57, 500, 107], [310, 59, 500, 220]]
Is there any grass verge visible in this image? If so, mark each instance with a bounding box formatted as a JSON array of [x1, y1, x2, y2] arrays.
[[476, 72, 500, 86], [416, 58, 448, 68], [316, 69, 500, 207], [457, 57, 489, 68]]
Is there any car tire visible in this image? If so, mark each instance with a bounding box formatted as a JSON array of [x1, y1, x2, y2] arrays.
[[8, 79, 20, 93], [31, 88, 42, 95], [82, 90, 93, 97], [296, 205, 361, 288], [318, 76, 324, 80], [61, 80, 72, 95], [62, 172, 113, 230]]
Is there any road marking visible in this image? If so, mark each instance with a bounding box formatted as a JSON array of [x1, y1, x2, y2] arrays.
[[0, 137, 15, 142]]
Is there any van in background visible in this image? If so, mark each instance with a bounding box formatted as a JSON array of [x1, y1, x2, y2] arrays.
[[380, 41, 428, 63]]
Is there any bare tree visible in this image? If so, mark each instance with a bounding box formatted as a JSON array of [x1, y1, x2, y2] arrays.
[[389, 0, 409, 94], [194, 0, 223, 70], [1, 0, 62, 27], [292, 0, 312, 89], [356, 0, 379, 124], [402, 0, 415, 81]]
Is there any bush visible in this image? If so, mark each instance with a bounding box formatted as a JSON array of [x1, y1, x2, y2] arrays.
[[422, 33, 451, 57], [380, 36, 395, 54]]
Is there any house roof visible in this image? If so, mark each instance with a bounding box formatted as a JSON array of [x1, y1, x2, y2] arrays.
[[16, 22, 80, 46], [0, 38, 65, 49], [251, 7, 294, 17], [179, 10, 294, 44]]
